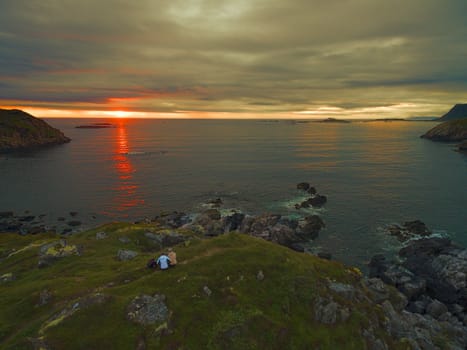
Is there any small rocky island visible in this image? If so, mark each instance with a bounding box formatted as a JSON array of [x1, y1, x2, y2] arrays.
[[75, 123, 115, 129], [0, 109, 70, 151]]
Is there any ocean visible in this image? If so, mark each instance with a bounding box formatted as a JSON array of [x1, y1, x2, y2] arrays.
[[1, 118, 466, 266]]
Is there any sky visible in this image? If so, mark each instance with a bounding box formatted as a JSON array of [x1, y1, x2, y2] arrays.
[[1, 0, 466, 119]]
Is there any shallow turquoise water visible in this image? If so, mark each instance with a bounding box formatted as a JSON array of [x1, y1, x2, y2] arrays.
[[1, 119, 466, 266]]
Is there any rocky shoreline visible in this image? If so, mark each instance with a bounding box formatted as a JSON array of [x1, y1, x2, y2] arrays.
[[368, 221, 467, 349]]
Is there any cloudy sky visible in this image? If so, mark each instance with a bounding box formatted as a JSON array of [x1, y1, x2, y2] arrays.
[[1, 0, 466, 118]]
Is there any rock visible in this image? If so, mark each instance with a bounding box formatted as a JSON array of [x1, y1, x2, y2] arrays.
[[144, 232, 161, 241], [296, 182, 310, 191], [317, 251, 332, 260], [399, 279, 426, 300], [203, 209, 221, 220], [426, 300, 449, 319], [386, 220, 432, 242], [206, 198, 223, 208], [119, 236, 131, 244], [162, 232, 187, 246], [296, 215, 325, 240], [0, 211, 14, 218], [399, 237, 452, 259], [38, 289, 52, 306], [328, 282, 356, 300], [403, 220, 431, 236], [407, 300, 427, 314], [154, 211, 190, 228], [421, 118, 467, 142], [69, 211, 78, 217], [126, 294, 169, 326], [256, 270, 264, 281], [19, 215, 35, 222], [314, 297, 339, 324], [95, 232, 107, 240], [117, 249, 138, 261], [307, 194, 327, 207], [365, 278, 390, 304], [222, 213, 245, 231], [0, 272, 15, 283], [203, 286, 212, 297], [67, 220, 81, 227], [38, 241, 80, 267], [0, 108, 71, 151], [307, 187, 317, 195]]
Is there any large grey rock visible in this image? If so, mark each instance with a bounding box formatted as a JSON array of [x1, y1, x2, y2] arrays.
[[117, 249, 138, 261], [426, 300, 448, 319], [126, 294, 169, 326]]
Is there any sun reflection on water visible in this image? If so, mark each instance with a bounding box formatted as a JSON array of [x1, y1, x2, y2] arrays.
[[112, 121, 145, 214]]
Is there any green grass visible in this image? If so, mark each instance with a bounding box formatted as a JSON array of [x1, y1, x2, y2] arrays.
[[0, 223, 408, 349]]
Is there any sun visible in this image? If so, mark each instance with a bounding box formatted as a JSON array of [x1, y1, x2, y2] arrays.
[[102, 110, 134, 118]]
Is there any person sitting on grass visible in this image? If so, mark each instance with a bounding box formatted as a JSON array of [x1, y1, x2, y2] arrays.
[[156, 253, 171, 270], [167, 247, 177, 267]]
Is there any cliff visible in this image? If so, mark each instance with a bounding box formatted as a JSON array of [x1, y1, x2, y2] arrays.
[[438, 104, 467, 121], [0, 109, 70, 151], [421, 118, 467, 142]]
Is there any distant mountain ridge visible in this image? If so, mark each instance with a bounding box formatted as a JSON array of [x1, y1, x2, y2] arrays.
[[438, 104, 467, 121], [0, 109, 70, 151]]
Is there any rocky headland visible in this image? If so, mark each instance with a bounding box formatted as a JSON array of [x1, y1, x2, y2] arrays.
[[0, 109, 70, 151], [421, 118, 467, 142]]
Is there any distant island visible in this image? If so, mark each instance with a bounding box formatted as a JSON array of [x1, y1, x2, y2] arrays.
[[315, 118, 351, 123], [76, 123, 115, 129], [0, 109, 70, 151], [437, 104, 467, 121]]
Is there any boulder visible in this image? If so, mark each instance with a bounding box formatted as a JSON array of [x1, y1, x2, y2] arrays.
[[296, 182, 310, 191], [222, 213, 245, 232], [426, 300, 448, 319], [153, 211, 189, 228], [307, 195, 327, 208], [0, 272, 15, 283], [117, 249, 138, 261], [126, 294, 169, 326], [95, 232, 107, 240]]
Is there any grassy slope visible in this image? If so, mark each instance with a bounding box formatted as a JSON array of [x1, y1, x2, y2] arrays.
[[1, 224, 408, 350]]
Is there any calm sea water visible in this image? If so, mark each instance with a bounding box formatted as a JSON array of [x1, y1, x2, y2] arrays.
[[1, 119, 466, 266]]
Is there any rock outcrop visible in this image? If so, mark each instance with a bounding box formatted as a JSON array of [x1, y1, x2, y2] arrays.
[[438, 104, 467, 121], [421, 118, 467, 142], [0, 109, 70, 151], [370, 220, 467, 346]]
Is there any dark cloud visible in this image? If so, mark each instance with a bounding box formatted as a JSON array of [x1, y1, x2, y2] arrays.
[[1, 0, 466, 117]]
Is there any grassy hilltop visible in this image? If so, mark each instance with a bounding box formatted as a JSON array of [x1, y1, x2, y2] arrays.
[[0, 109, 70, 151], [0, 223, 414, 350]]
